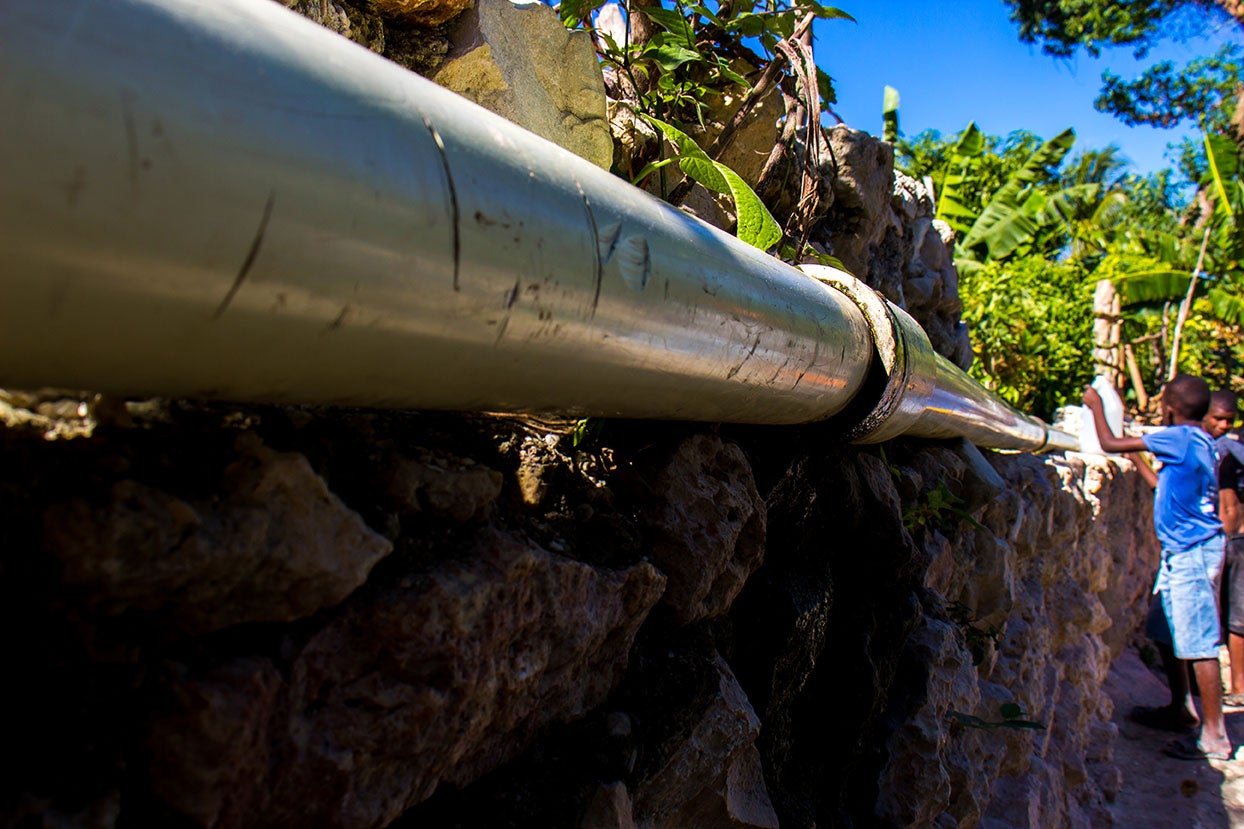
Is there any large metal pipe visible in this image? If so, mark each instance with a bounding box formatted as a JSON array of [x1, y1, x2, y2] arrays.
[[0, 0, 1076, 451]]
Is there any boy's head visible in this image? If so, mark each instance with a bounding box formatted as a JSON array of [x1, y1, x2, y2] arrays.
[[1205, 390, 1240, 438], [1161, 374, 1212, 424]]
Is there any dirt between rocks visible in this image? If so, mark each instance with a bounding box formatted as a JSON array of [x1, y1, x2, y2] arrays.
[[1108, 647, 1244, 827]]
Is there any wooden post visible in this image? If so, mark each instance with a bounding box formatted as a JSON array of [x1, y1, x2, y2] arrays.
[[1124, 343, 1150, 412], [1093, 279, 1121, 388]]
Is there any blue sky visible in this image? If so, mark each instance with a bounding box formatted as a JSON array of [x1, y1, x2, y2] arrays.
[[812, 0, 1237, 177]]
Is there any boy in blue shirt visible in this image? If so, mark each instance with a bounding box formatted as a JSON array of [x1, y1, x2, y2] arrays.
[[1084, 374, 1228, 761]]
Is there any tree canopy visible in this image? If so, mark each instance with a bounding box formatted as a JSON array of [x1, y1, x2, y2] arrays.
[[1004, 0, 1244, 151], [1004, 0, 1243, 58]]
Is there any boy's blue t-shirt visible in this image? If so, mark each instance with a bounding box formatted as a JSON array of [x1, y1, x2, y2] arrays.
[[1143, 424, 1222, 551]]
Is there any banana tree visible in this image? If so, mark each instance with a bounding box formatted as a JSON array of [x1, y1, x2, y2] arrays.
[[1109, 131, 1244, 382], [954, 128, 1077, 268]]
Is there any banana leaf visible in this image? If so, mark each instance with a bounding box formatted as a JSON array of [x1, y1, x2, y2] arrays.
[[1113, 268, 1193, 306], [1207, 286, 1244, 326], [1204, 132, 1241, 219], [958, 128, 1076, 260], [882, 86, 900, 144], [934, 122, 985, 236]]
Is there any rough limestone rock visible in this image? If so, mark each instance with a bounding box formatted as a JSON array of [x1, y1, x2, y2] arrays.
[[385, 453, 503, 522], [145, 530, 666, 827], [146, 658, 285, 829], [0, 19, 1168, 819], [704, 73, 783, 189], [42, 437, 392, 635], [819, 127, 972, 367], [823, 125, 894, 283], [1073, 454, 1159, 656], [892, 175, 972, 368], [641, 435, 766, 623], [729, 446, 926, 825], [280, 0, 454, 75], [632, 654, 779, 829], [280, 0, 354, 37], [433, 0, 613, 170], [876, 449, 1158, 827], [373, 0, 473, 27], [579, 783, 638, 829], [876, 617, 1009, 827]]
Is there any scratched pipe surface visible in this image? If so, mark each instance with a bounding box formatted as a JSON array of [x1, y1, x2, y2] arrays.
[[0, 0, 1078, 451], [0, 0, 873, 424]]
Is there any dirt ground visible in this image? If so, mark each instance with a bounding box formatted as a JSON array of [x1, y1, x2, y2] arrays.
[[1107, 647, 1244, 827]]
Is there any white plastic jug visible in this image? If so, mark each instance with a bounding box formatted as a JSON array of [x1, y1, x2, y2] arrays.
[[1079, 375, 1124, 454]]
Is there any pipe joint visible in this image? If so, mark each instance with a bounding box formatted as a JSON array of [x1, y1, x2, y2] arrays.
[[803, 266, 1076, 453]]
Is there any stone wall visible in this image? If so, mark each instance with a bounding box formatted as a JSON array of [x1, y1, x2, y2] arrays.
[[0, 2, 1161, 827], [0, 399, 1156, 828]]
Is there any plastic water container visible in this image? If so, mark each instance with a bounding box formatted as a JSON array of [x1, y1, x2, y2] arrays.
[[1079, 375, 1124, 454]]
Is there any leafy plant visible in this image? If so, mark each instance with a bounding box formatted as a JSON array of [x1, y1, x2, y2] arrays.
[[640, 115, 781, 249], [557, 0, 852, 251], [1099, 131, 1243, 390], [571, 416, 605, 448], [566, 0, 850, 126], [882, 85, 900, 144], [947, 600, 1002, 666], [931, 122, 987, 238], [958, 258, 1095, 417], [956, 127, 1077, 265], [902, 482, 985, 532]]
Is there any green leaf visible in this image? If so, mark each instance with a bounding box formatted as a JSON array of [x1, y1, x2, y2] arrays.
[[719, 163, 782, 250], [644, 116, 780, 251], [559, 0, 608, 27], [934, 122, 985, 231], [882, 85, 900, 144], [1114, 269, 1193, 306], [688, 4, 724, 26], [772, 10, 796, 38], [1204, 131, 1238, 219], [595, 29, 624, 57], [631, 157, 678, 185], [816, 66, 837, 106], [728, 12, 766, 36], [713, 60, 750, 88], [1003, 719, 1047, 730], [798, 2, 856, 21], [1207, 286, 1244, 326], [641, 6, 694, 39], [946, 711, 990, 729], [952, 121, 985, 157], [558, 0, 585, 26], [647, 41, 702, 71]]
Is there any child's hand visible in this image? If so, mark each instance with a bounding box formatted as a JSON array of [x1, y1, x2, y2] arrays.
[[1083, 385, 1102, 409]]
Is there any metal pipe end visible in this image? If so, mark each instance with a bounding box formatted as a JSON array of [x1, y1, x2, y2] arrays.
[[800, 265, 933, 443], [1037, 427, 1080, 453], [802, 265, 1075, 454]]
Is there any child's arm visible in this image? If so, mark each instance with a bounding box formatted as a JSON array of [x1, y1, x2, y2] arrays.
[[1221, 452, 1242, 534], [1083, 386, 1147, 453], [1222, 488, 1242, 535]]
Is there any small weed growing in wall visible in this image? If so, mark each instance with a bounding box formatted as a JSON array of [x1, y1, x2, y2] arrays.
[[571, 417, 605, 448], [946, 600, 1001, 666], [902, 482, 984, 533], [947, 703, 1046, 732]]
